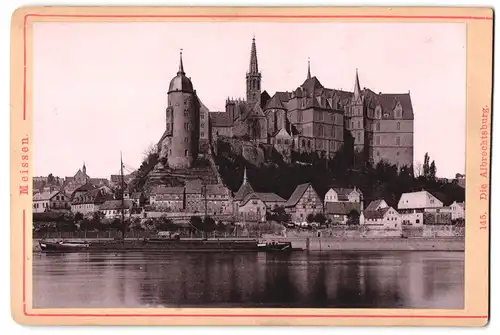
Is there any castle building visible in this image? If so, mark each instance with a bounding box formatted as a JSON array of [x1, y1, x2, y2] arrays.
[[210, 37, 414, 168], [157, 51, 212, 169]]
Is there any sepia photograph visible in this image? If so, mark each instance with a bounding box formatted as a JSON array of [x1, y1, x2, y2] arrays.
[[30, 19, 467, 310], [9, 6, 492, 326]]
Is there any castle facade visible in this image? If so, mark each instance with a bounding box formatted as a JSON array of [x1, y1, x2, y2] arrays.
[[158, 38, 414, 170], [210, 38, 414, 168]]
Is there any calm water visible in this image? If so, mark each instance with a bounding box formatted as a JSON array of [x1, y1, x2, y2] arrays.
[[33, 250, 464, 309]]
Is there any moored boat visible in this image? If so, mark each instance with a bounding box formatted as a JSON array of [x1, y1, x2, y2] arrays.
[[39, 240, 91, 251]]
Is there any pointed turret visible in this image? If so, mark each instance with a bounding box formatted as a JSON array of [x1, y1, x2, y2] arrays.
[[234, 166, 254, 202], [353, 68, 361, 101], [307, 58, 311, 79], [249, 37, 258, 74], [177, 49, 185, 75], [246, 36, 262, 105], [82, 162, 86, 175]]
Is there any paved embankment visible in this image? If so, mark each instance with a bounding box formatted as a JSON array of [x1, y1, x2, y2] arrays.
[[33, 237, 464, 252]]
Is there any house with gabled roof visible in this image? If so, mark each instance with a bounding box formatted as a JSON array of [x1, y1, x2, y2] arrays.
[[397, 190, 444, 226], [360, 204, 402, 230], [285, 183, 323, 222], [238, 192, 286, 223], [71, 188, 113, 215], [324, 186, 364, 209], [232, 167, 255, 213], [33, 191, 70, 213], [150, 186, 185, 212]]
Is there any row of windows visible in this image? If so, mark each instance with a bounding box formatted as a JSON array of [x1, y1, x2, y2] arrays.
[[373, 122, 401, 131], [373, 136, 401, 145]]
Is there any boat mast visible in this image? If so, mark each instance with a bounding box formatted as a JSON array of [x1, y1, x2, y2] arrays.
[[120, 151, 126, 239]]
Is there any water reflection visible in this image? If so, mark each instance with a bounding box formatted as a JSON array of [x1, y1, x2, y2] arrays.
[[33, 251, 464, 309]]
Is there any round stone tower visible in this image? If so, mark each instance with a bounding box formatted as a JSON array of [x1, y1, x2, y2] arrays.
[[167, 51, 198, 169]]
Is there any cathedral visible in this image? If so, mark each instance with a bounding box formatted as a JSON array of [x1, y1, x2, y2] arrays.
[[157, 37, 414, 171], [210, 37, 414, 168]]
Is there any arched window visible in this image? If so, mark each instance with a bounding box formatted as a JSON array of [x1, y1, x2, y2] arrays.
[[396, 136, 401, 146], [397, 122, 400, 130], [308, 140, 311, 148], [302, 139, 305, 147]]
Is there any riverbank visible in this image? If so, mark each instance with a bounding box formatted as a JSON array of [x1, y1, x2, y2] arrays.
[[33, 236, 464, 252]]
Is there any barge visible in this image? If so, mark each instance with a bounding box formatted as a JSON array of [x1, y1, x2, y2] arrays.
[[38, 238, 303, 253]]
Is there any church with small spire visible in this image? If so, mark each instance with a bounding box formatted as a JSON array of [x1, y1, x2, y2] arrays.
[[210, 36, 414, 169]]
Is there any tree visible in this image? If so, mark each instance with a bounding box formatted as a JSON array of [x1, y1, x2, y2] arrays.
[[347, 210, 360, 225], [313, 213, 327, 225], [47, 173, 55, 184], [306, 213, 315, 223], [429, 160, 437, 179], [266, 205, 291, 224], [423, 152, 430, 178]]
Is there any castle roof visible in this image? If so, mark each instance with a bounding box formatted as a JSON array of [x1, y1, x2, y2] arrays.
[[168, 51, 194, 93], [210, 112, 232, 127], [264, 93, 286, 110], [301, 76, 324, 93]]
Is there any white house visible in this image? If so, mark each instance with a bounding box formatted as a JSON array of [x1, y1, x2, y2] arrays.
[[324, 187, 363, 208], [397, 190, 443, 226], [33, 191, 70, 213], [448, 201, 465, 220], [360, 205, 402, 229], [99, 200, 135, 219]]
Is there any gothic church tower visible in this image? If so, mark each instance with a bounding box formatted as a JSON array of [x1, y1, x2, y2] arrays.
[[246, 37, 261, 105]]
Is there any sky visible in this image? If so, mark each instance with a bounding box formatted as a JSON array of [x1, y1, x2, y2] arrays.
[[33, 21, 466, 178]]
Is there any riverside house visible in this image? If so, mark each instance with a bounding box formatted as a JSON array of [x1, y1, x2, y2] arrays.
[[285, 183, 323, 222], [99, 199, 135, 219], [149, 186, 185, 212], [397, 190, 444, 226], [238, 192, 286, 222], [71, 188, 112, 216], [360, 200, 402, 229], [33, 191, 70, 213], [324, 186, 364, 210]]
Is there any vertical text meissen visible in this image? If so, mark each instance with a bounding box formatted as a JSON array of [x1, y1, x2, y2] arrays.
[[20, 136, 29, 195]]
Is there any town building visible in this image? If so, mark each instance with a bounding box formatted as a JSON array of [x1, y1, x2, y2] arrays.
[[99, 200, 135, 219], [71, 188, 112, 216], [324, 202, 362, 225], [397, 190, 444, 226], [232, 167, 255, 214], [149, 186, 185, 212], [209, 37, 414, 168], [185, 180, 204, 213], [447, 201, 465, 220], [238, 192, 286, 223], [33, 191, 70, 213], [284, 183, 323, 222], [360, 202, 402, 229], [64, 163, 90, 192], [205, 184, 233, 215], [324, 186, 364, 209]]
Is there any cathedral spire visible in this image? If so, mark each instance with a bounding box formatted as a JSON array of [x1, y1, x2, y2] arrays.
[[249, 37, 258, 74], [307, 58, 311, 79], [353, 68, 361, 101], [177, 49, 185, 75], [243, 166, 248, 184]]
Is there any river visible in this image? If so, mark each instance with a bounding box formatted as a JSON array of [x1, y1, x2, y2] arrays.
[[32, 250, 464, 309]]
